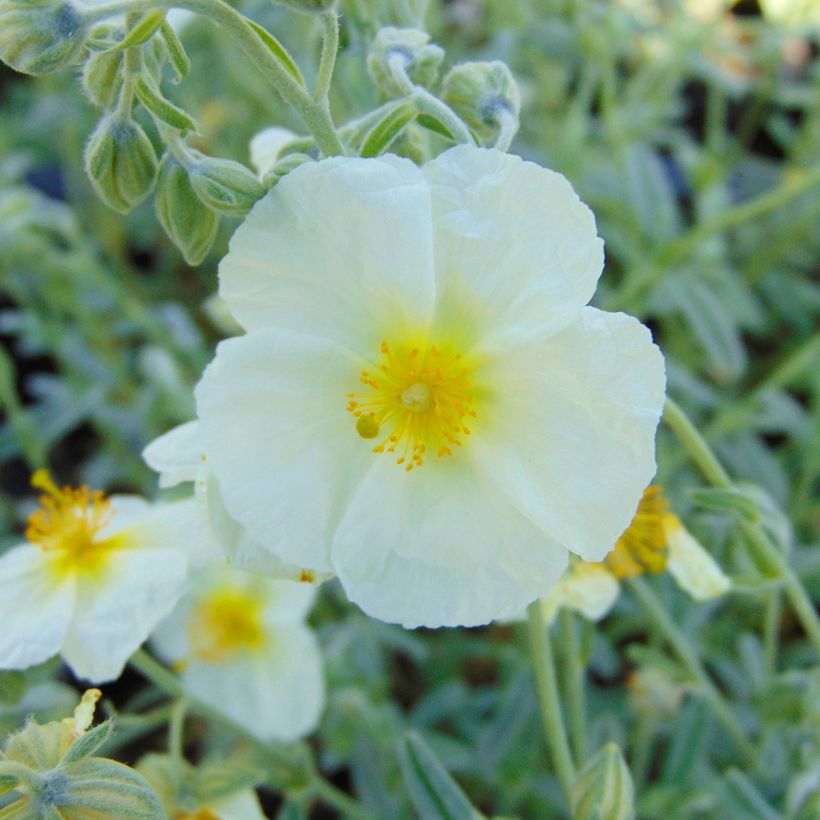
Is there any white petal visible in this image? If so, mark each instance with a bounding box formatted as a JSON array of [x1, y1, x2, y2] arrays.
[[474, 307, 666, 562], [423, 146, 604, 356], [196, 329, 373, 573], [249, 126, 299, 178], [62, 548, 187, 683], [560, 563, 621, 621], [181, 626, 324, 742], [261, 578, 316, 625], [211, 790, 267, 820], [0, 546, 75, 670], [332, 457, 568, 628], [142, 421, 203, 488], [218, 155, 436, 355], [665, 517, 731, 601]]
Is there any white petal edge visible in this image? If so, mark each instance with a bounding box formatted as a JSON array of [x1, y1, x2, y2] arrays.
[[142, 421, 203, 488]]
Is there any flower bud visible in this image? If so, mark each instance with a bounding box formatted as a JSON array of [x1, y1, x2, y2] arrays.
[[188, 153, 265, 217], [442, 61, 521, 139], [155, 154, 220, 265], [82, 29, 123, 109], [367, 27, 444, 96], [572, 743, 636, 820], [84, 114, 158, 213], [0, 0, 89, 76]]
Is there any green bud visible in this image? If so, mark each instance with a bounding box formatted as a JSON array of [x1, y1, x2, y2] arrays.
[[188, 153, 265, 217], [367, 27, 444, 96], [261, 152, 313, 188], [0, 0, 90, 76], [571, 743, 635, 820], [442, 61, 520, 140], [155, 154, 220, 265], [84, 114, 158, 213], [82, 27, 124, 109], [271, 0, 337, 12]]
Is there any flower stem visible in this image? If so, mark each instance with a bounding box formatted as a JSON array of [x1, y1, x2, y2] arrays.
[[129, 650, 371, 819], [664, 397, 820, 654], [526, 602, 576, 800], [558, 609, 587, 766], [314, 11, 339, 104], [627, 576, 758, 766]]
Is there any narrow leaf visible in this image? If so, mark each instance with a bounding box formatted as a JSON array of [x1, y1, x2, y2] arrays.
[[246, 20, 305, 88], [160, 21, 190, 83], [416, 113, 454, 140], [135, 78, 198, 134], [360, 100, 417, 157], [111, 11, 166, 52]]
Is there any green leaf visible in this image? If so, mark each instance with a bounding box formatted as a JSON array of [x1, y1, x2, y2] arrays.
[[360, 100, 417, 157], [135, 78, 198, 134], [689, 486, 762, 523], [720, 769, 780, 820], [62, 720, 115, 764], [110, 11, 166, 53], [398, 731, 483, 820], [197, 757, 264, 804], [246, 19, 306, 88], [160, 21, 190, 83], [416, 113, 454, 140]]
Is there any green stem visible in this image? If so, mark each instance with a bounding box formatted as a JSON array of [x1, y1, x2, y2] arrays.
[[129, 650, 371, 819], [559, 609, 587, 766], [762, 591, 782, 678], [87, 0, 345, 156], [168, 699, 187, 789], [630, 712, 656, 793], [627, 577, 758, 766], [493, 107, 518, 152], [664, 397, 820, 653], [314, 11, 339, 103], [526, 602, 576, 800]]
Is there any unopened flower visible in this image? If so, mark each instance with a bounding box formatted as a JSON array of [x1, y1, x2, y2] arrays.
[[0, 470, 204, 682], [151, 566, 324, 742], [539, 562, 620, 625], [190, 146, 665, 627]]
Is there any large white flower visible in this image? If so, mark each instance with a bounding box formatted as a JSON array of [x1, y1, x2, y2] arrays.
[[151, 566, 324, 743], [190, 145, 665, 628], [0, 471, 205, 682]]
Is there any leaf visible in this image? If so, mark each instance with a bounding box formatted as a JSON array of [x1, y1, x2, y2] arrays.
[[160, 21, 190, 83], [398, 731, 483, 820], [246, 20, 305, 88], [720, 769, 780, 820], [689, 486, 763, 523], [416, 113, 454, 140], [109, 11, 166, 53], [360, 100, 417, 157], [62, 720, 115, 764], [135, 78, 198, 134]]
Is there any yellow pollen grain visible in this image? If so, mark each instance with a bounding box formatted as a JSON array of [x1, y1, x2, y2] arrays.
[[604, 485, 670, 579], [25, 469, 127, 578], [347, 340, 476, 471], [188, 588, 266, 663]]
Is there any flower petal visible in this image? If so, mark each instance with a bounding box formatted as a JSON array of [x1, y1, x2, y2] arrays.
[[0, 545, 75, 670], [664, 516, 731, 601], [62, 548, 187, 683], [423, 146, 604, 355], [196, 328, 372, 573], [332, 458, 568, 628], [474, 307, 666, 562], [180, 626, 324, 742], [142, 421, 203, 488], [218, 155, 436, 355]]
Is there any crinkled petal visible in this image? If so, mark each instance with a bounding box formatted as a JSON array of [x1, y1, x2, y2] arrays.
[[473, 307, 666, 562], [218, 155, 436, 355], [142, 421, 203, 488], [561, 563, 621, 621], [62, 548, 187, 683], [332, 458, 568, 628], [180, 626, 324, 742], [196, 329, 372, 573], [0, 545, 75, 670], [423, 146, 604, 356]]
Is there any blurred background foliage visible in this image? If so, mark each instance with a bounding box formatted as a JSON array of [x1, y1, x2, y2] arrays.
[[0, 0, 818, 817]]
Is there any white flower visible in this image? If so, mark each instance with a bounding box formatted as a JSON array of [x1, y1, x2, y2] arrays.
[[0, 471, 205, 683], [663, 515, 731, 601], [151, 565, 324, 742], [189, 145, 665, 628], [249, 126, 299, 179]]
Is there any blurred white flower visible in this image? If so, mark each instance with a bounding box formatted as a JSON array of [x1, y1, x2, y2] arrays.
[[249, 126, 299, 178], [540, 562, 621, 626], [151, 566, 324, 742], [0, 471, 205, 682], [663, 515, 731, 601], [183, 145, 665, 628]]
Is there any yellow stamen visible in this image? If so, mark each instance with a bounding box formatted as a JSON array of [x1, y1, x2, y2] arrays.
[[188, 588, 266, 663], [26, 469, 126, 576], [347, 340, 477, 471], [604, 485, 669, 579]]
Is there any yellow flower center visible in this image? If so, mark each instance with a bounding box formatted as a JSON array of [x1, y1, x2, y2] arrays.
[[188, 588, 266, 663], [604, 485, 669, 579], [347, 340, 477, 471], [25, 470, 126, 576]]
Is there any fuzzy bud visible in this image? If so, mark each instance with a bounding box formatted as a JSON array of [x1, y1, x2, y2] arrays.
[[84, 114, 158, 213], [0, 0, 90, 76], [188, 153, 265, 217], [81, 27, 123, 109], [367, 27, 444, 96], [442, 61, 521, 139], [571, 743, 635, 820], [155, 154, 220, 265]]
